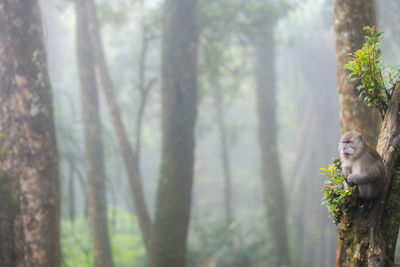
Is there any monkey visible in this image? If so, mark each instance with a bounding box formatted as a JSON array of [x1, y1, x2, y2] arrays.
[[338, 131, 385, 199]]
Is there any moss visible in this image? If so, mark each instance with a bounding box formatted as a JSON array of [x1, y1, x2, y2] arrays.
[[382, 169, 400, 258], [340, 207, 374, 266]]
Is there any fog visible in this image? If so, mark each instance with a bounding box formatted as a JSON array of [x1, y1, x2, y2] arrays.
[[27, 0, 400, 265]]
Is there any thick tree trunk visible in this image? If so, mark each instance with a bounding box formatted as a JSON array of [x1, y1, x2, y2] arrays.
[[0, 1, 61, 266], [333, 0, 381, 145], [253, 30, 290, 266], [337, 78, 400, 266], [75, 2, 115, 267], [84, 0, 152, 249], [378, 81, 400, 261], [333, 1, 381, 265], [149, 0, 198, 266]]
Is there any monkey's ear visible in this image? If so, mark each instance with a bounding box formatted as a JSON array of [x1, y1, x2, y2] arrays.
[[359, 134, 364, 141]]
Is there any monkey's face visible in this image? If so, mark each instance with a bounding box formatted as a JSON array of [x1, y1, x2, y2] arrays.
[[339, 132, 364, 160]]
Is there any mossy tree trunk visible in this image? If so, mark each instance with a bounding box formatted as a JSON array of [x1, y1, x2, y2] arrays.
[[337, 78, 400, 266], [0, 1, 61, 266], [253, 28, 290, 267], [333, 1, 381, 265], [149, 0, 198, 266], [75, 2, 115, 266]]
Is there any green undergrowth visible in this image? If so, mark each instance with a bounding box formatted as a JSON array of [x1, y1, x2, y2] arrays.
[[61, 206, 146, 267]]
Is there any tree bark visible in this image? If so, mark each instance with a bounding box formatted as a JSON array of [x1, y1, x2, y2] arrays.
[[0, 1, 61, 266], [84, 0, 152, 249], [378, 80, 400, 262], [75, 2, 115, 267], [149, 0, 198, 266], [333, 1, 381, 265], [333, 0, 381, 146], [253, 29, 290, 266]]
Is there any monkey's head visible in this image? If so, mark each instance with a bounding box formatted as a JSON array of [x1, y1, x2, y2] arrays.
[[339, 131, 365, 160]]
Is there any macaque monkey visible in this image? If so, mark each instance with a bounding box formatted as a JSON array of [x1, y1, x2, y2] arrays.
[[338, 131, 385, 199]]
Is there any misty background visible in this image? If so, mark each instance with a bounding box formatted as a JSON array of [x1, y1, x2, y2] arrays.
[[36, 0, 400, 266]]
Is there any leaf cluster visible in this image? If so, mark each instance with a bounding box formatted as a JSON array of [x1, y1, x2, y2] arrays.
[[345, 26, 400, 118], [321, 161, 355, 224]]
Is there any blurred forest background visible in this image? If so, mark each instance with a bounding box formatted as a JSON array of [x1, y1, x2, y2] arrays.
[[1, 0, 400, 266]]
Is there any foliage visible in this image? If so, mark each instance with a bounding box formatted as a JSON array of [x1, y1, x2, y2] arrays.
[[62, 216, 92, 267], [95, 0, 135, 26], [61, 206, 146, 267], [321, 161, 356, 224], [188, 219, 273, 267], [345, 26, 400, 117]]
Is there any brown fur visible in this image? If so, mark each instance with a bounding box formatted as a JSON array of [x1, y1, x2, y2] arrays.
[[339, 131, 385, 199]]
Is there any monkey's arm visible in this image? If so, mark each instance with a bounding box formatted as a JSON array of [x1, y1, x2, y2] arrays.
[[347, 173, 376, 185], [347, 165, 383, 185], [342, 166, 351, 178]]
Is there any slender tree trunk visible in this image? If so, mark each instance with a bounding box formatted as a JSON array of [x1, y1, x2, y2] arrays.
[[75, 2, 115, 267], [135, 1, 156, 172], [333, 1, 380, 265], [68, 160, 76, 222], [335, 235, 347, 267], [253, 29, 290, 266], [203, 44, 233, 224], [0, 1, 61, 266], [212, 85, 233, 223], [84, 0, 152, 249], [149, 0, 198, 266]]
